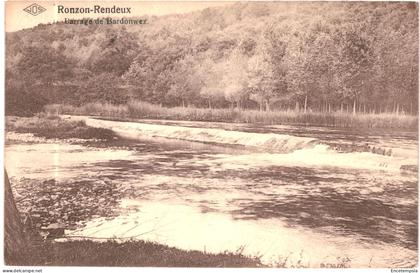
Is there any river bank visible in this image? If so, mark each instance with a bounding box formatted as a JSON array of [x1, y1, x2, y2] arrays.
[[6, 114, 117, 140], [44, 101, 418, 130], [12, 238, 262, 267]]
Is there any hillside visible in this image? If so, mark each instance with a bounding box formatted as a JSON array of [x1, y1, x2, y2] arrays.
[[5, 2, 419, 116]]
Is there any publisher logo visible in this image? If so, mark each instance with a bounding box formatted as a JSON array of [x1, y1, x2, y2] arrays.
[[23, 3, 46, 16]]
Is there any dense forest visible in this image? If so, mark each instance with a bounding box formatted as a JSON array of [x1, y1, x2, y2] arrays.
[[5, 2, 419, 116]]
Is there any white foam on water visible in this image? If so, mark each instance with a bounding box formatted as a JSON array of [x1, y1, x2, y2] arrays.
[[199, 144, 416, 173], [66, 116, 318, 153], [66, 116, 417, 172], [65, 199, 417, 268]]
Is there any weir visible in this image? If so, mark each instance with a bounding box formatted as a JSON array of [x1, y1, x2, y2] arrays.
[[66, 116, 319, 153], [62, 116, 417, 173]]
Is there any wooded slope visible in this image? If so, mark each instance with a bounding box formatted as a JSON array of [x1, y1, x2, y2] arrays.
[[6, 2, 418, 115]]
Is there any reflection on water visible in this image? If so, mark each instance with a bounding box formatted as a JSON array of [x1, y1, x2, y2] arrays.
[[5, 117, 418, 267]]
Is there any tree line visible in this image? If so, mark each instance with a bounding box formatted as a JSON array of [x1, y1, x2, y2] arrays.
[[5, 2, 418, 116]]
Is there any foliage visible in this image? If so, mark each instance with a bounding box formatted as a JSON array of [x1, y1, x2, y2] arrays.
[[5, 79, 47, 116], [6, 2, 419, 116]]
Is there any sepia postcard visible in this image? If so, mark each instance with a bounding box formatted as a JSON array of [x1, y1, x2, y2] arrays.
[[3, 0, 419, 271]]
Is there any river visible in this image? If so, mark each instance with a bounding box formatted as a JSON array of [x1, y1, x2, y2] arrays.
[[5, 116, 418, 267]]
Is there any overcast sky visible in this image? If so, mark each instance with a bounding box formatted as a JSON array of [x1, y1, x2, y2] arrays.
[[5, 1, 232, 32]]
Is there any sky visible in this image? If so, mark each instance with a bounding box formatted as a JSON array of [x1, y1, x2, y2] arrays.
[[5, 1, 232, 32]]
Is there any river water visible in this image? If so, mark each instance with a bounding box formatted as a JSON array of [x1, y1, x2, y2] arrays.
[[5, 116, 418, 267]]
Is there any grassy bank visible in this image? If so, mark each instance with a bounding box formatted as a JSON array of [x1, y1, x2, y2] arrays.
[[10, 238, 354, 267], [6, 113, 116, 140], [45, 101, 418, 130], [10, 239, 262, 267]]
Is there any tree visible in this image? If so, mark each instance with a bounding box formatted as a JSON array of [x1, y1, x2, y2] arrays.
[[197, 56, 226, 109], [221, 49, 250, 109], [166, 55, 201, 107], [16, 46, 74, 86], [334, 24, 375, 114], [86, 28, 138, 76], [81, 73, 129, 104], [247, 34, 283, 111]]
